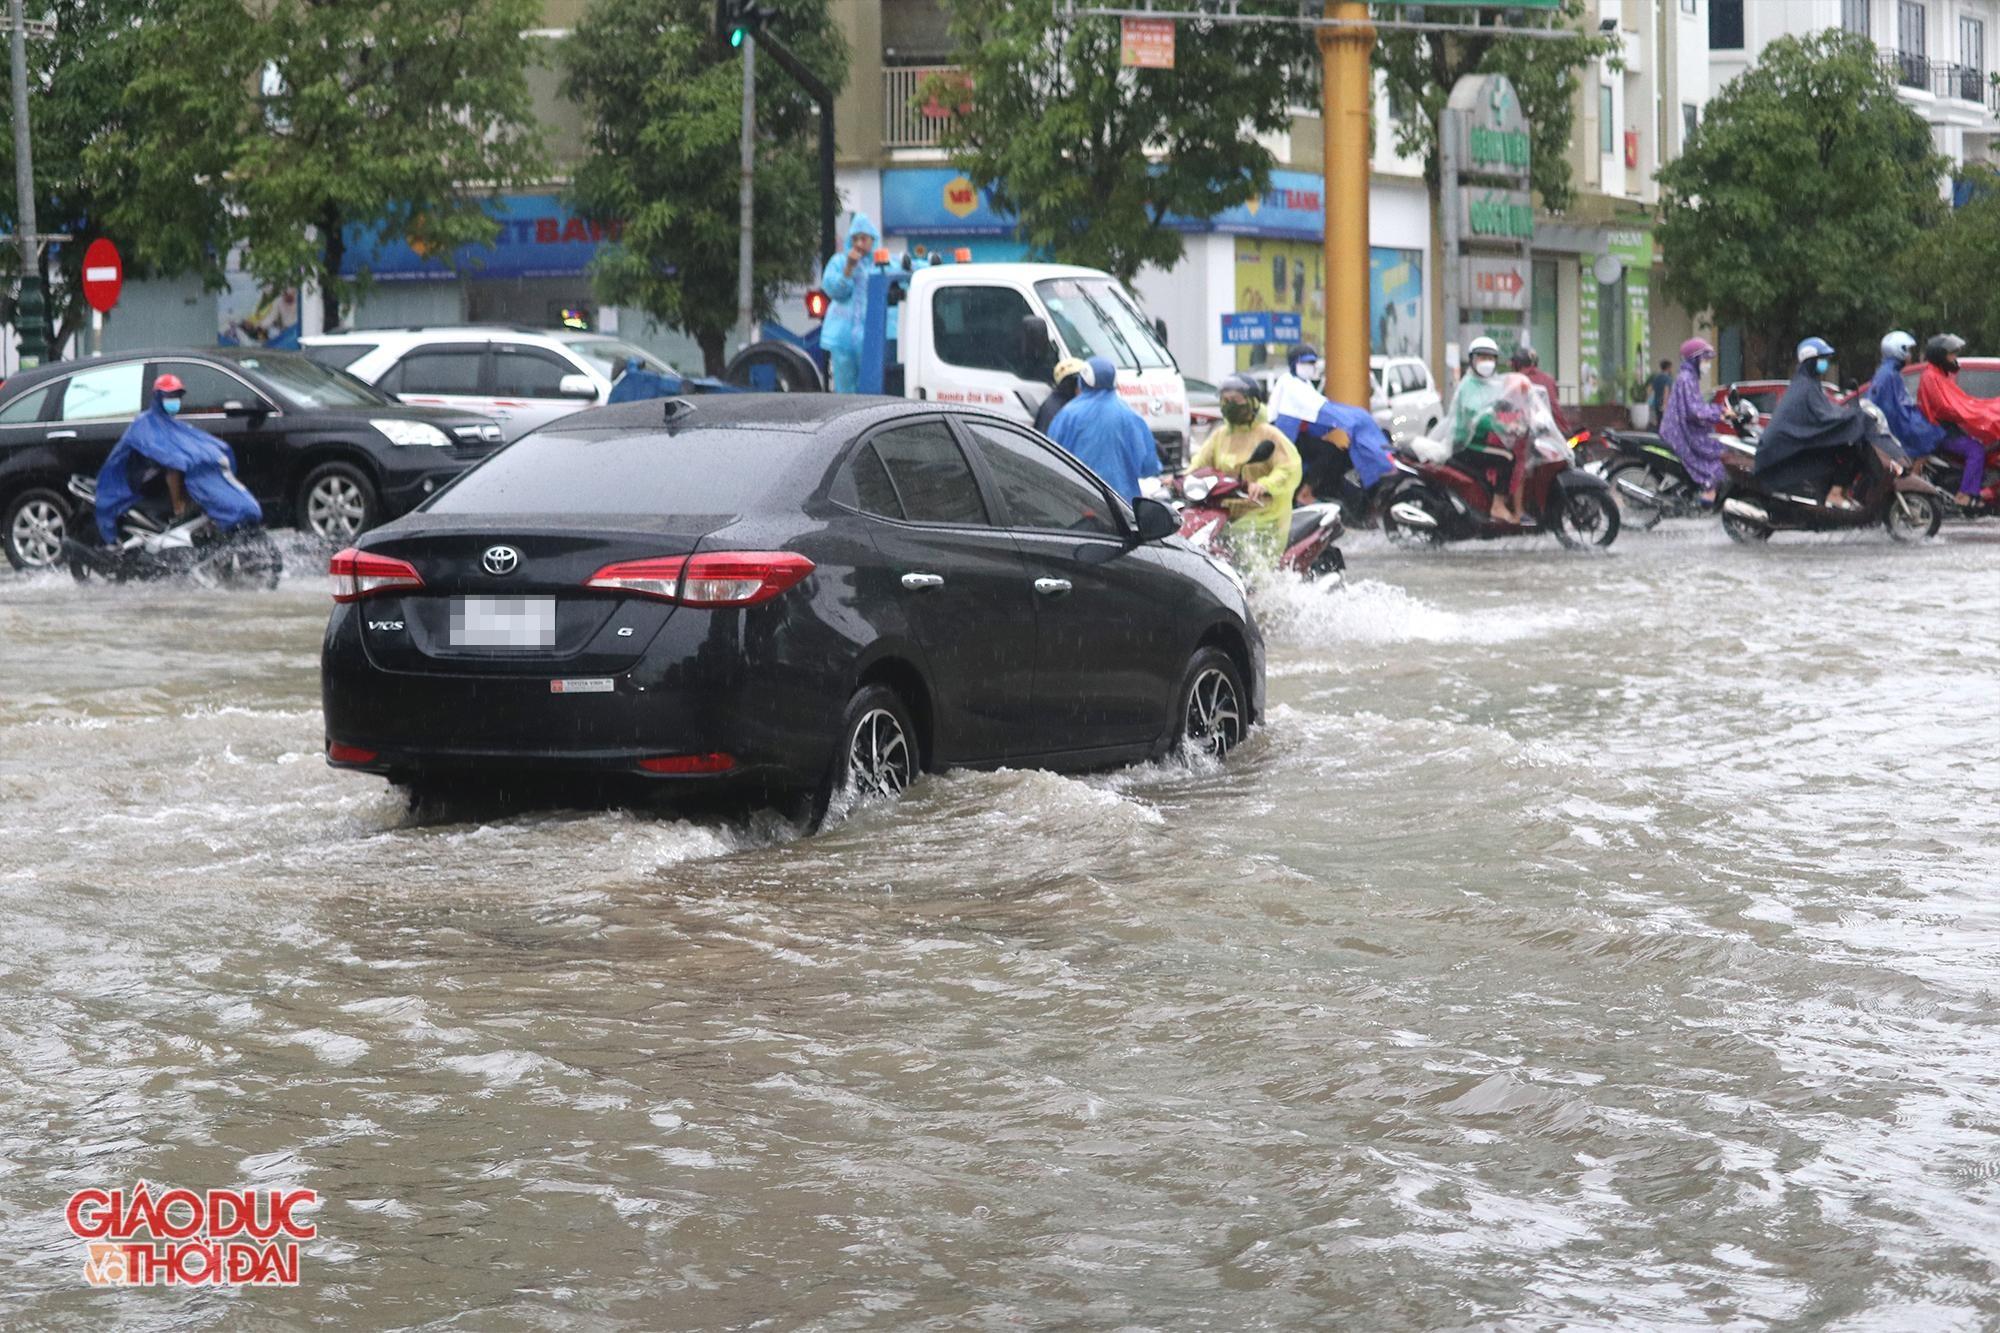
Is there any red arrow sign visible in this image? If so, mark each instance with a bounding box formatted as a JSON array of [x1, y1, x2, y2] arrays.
[[81, 238, 123, 314]]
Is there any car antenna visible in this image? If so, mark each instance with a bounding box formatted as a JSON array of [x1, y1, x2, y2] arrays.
[[661, 397, 697, 424]]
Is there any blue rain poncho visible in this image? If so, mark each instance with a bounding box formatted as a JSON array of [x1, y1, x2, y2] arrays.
[[1267, 374, 1393, 487], [1866, 356, 1946, 458], [94, 391, 262, 542], [1046, 356, 1159, 502], [817, 211, 877, 357]]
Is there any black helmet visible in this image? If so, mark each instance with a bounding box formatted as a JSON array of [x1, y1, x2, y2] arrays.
[[1926, 333, 1966, 370], [1219, 373, 1261, 400]]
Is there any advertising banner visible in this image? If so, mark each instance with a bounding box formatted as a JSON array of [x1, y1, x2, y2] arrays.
[[341, 196, 625, 282]]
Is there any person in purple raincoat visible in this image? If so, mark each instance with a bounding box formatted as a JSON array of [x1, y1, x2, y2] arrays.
[[1658, 337, 1728, 503]]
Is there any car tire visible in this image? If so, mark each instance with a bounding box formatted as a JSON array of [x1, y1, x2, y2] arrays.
[[799, 683, 920, 829], [3, 485, 73, 571], [1172, 646, 1248, 761], [297, 461, 380, 544]]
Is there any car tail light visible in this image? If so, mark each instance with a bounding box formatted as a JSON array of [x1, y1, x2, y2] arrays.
[[637, 752, 736, 774], [327, 742, 378, 763], [329, 548, 424, 602], [584, 552, 813, 607]]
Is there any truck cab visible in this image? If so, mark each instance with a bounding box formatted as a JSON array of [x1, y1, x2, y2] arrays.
[[897, 263, 1191, 468]]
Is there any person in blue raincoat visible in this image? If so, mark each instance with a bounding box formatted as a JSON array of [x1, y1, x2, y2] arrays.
[[1266, 343, 1391, 508], [818, 211, 878, 393], [1047, 355, 1159, 503], [92, 373, 262, 543]]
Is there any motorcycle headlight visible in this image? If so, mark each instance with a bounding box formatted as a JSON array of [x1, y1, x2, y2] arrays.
[[373, 419, 453, 448]]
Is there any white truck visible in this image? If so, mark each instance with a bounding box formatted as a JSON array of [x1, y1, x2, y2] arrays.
[[732, 259, 1193, 468]]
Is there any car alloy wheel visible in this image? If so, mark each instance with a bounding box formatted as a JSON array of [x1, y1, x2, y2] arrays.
[[1184, 664, 1245, 758], [307, 475, 368, 541], [9, 493, 67, 569], [846, 706, 914, 800]]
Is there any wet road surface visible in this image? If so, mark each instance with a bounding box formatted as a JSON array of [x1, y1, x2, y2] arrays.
[[3, 525, 1998, 1328]]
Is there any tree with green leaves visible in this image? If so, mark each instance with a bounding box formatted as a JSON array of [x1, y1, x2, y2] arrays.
[[233, 0, 548, 331], [1656, 31, 1944, 377], [1897, 167, 2000, 352], [0, 0, 249, 352], [564, 0, 847, 374], [930, 0, 1315, 284]]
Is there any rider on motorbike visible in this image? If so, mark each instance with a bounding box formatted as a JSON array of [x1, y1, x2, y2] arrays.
[[1658, 337, 1729, 503], [1910, 333, 1995, 509], [1754, 338, 1883, 509], [1447, 337, 1533, 523], [91, 373, 263, 545], [1265, 342, 1391, 511], [1186, 373, 1302, 566]]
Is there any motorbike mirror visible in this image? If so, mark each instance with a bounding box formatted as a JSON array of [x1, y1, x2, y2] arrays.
[[1132, 495, 1179, 543], [1248, 440, 1276, 465]]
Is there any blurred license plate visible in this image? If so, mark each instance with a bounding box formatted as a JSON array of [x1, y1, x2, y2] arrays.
[[450, 596, 555, 648]]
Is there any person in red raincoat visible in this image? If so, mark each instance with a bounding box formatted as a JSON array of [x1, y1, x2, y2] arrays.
[[1914, 334, 1999, 507]]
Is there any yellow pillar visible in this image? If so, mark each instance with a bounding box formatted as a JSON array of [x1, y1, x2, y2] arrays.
[[1320, 1, 1374, 407]]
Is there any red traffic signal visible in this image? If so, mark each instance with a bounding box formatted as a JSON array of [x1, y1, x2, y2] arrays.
[[804, 289, 830, 320]]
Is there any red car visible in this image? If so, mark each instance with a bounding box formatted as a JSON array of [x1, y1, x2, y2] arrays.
[[1712, 378, 1838, 434]]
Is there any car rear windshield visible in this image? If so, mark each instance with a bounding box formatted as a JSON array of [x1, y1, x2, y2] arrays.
[[426, 426, 816, 515]]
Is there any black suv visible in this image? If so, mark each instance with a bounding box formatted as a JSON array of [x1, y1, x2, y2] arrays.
[[0, 347, 503, 569]]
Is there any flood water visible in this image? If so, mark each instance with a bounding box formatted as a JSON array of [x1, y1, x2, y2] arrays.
[[3, 525, 1998, 1328]]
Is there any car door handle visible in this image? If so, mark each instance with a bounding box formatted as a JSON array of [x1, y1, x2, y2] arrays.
[[1033, 578, 1073, 596], [900, 572, 945, 590], [46, 430, 77, 439]]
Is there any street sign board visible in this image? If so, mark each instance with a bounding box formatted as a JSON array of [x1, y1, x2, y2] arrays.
[[1120, 17, 1175, 68], [1459, 187, 1535, 243], [1455, 75, 1532, 183], [82, 238, 123, 314], [1463, 257, 1530, 312], [1220, 311, 1303, 345]]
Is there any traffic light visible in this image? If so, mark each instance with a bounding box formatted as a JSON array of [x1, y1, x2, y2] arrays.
[[716, 0, 776, 51], [804, 289, 829, 321]]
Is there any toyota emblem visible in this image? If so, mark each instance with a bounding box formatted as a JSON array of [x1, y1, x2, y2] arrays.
[[482, 545, 520, 576]]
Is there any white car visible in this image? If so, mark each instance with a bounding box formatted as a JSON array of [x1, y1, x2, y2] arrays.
[[301, 327, 687, 442], [1370, 354, 1443, 444]]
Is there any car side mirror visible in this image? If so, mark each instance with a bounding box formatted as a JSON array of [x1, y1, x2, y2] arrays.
[[1153, 317, 1168, 345], [557, 373, 598, 400], [1132, 495, 1179, 543], [1018, 315, 1052, 378]]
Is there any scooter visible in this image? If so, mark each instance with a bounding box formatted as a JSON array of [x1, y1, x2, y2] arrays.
[[60, 474, 283, 588], [1591, 427, 1710, 529], [1379, 377, 1620, 550], [1172, 455, 1347, 584], [1915, 441, 2000, 518], [1715, 409, 1946, 544]]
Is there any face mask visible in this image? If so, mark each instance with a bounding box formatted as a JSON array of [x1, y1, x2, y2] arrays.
[[1298, 361, 1322, 384], [1471, 358, 1496, 379], [1221, 399, 1258, 426], [1814, 358, 1830, 375], [162, 397, 183, 415]]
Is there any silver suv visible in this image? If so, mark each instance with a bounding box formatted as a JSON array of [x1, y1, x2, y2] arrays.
[[301, 327, 686, 442]]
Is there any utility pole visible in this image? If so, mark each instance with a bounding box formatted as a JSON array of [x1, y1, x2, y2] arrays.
[[8, 0, 47, 368], [737, 28, 756, 354], [1319, 0, 1374, 408]]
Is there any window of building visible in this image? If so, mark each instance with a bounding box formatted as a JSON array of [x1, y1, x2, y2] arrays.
[[1964, 15, 1985, 75], [1710, 0, 1744, 49], [1899, 1, 1927, 57], [1843, 0, 1870, 37], [1682, 102, 1699, 147], [1599, 83, 1615, 153], [1680, 0, 1696, 13]]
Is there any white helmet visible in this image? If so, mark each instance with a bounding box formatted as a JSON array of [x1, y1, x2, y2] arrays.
[[1881, 330, 1917, 363], [1467, 336, 1500, 377]]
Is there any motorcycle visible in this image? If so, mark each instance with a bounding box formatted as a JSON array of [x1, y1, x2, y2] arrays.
[[1590, 427, 1711, 529], [1914, 440, 2000, 518], [1379, 377, 1620, 550], [1171, 449, 1347, 584], [60, 474, 283, 589], [1715, 405, 1946, 544]]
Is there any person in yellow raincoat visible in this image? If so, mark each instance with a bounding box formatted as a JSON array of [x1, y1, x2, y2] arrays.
[[1187, 374, 1303, 567]]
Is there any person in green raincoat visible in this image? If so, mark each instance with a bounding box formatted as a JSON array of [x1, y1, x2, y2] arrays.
[[1446, 336, 1527, 522], [1187, 374, 1302, 567]]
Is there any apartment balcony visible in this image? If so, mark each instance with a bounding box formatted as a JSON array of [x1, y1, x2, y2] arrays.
[[1880, 51, 2000, 112], [883, 64, 968, 150]]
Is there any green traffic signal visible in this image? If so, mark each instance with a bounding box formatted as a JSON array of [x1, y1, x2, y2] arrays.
[[730, 26, 744, 47]]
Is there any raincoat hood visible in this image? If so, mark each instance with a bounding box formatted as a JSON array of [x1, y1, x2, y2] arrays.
[[1079, 355, 1118, 393], [845, 212, 877, 246], [1047, 359, 1157, 501]]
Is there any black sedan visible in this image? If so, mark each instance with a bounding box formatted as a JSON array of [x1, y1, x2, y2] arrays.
[[322, 395, 1264, 818], [0, 347, 503, 569]]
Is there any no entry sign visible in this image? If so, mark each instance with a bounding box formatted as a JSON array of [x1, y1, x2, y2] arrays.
[[82, 238, 123, 314]]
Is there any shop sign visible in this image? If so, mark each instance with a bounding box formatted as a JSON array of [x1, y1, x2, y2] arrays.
[[1460, 188, 1535, 242], [342, 195, 626, 282], [1120, 17, 1175, 68], [1462, 256, 1529, 312]]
